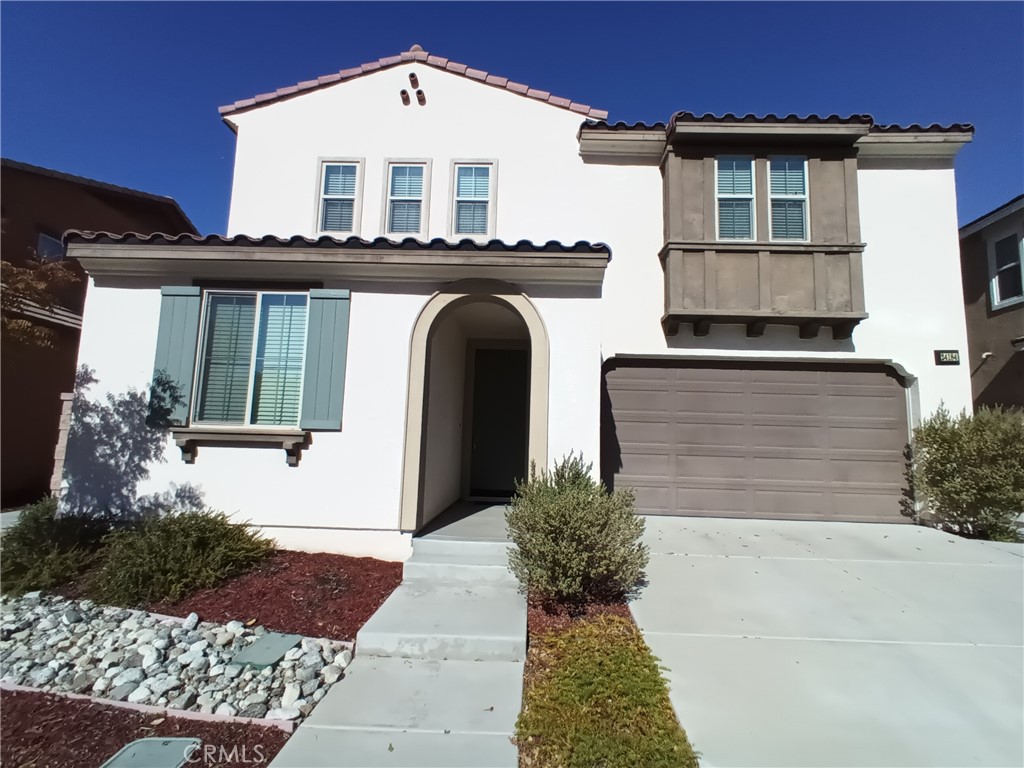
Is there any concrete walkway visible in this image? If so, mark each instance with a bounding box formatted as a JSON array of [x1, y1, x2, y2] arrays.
[[632, 517, 1024, 768], [271, 505, 524, 767]]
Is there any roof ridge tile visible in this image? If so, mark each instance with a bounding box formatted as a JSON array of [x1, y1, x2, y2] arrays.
[[220, 46, 607, 120]]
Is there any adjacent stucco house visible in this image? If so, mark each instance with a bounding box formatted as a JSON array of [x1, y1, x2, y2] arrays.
[[64, 46, 974, 559], [0, 159, 196, 508], [959, 194, 1024, 410]]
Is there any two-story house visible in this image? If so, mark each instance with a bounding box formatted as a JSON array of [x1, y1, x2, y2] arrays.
[[63, 46, 973, 558], [0, 159, 196, 509], [959, 194, 1024, 410]]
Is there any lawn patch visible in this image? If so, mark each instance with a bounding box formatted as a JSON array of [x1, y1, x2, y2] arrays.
[[517, 612, 698, 768]]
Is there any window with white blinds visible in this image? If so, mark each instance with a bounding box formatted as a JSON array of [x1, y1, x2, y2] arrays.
[[453, 164, 492, 236], [194, 292, 308, 427], [319, 163, 358, 233], [716, 156, 754, 240], [387, 164, 425, 235], [769, 157, 808, 240]]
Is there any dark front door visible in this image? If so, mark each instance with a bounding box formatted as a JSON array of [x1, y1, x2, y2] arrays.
[[469, 347, 529, 498]]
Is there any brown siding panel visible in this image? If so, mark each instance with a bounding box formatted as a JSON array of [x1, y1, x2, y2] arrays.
[[602, 360, 909, 523]]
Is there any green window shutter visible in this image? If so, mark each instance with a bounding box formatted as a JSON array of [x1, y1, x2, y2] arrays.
[[300, 289, 351, 430], [149, 286, 202, 428]]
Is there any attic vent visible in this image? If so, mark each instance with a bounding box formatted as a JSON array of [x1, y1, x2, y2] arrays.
[[409, 72, 419, 88], [416, 89, 426, 106], [400, 89, 411, 106]]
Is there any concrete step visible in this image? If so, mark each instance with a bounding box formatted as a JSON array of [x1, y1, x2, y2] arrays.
[[411, 536, 513, 560], [356, 582, 526, 662], [403, 552, 518, 586], [269, 729, 517, 767], [302, 657, 524, 734]]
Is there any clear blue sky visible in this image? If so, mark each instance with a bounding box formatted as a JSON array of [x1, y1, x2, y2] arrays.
[[3, 2, 1021, 235]]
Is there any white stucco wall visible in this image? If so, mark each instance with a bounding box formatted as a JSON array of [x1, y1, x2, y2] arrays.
[[597, 159, 974, 420]]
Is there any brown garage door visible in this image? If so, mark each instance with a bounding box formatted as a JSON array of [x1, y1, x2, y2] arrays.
[[601, 360, 909, 523]]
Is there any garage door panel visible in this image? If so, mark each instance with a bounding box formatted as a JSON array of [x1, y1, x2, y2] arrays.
[[753, 457, 827, 482], [615, 421, 672, 444], [676, 454, 747, 481], [752, 424, 824, 449], [829, 425, 903, 450], [618, 451, 672, 477], [603, 361, 909, 523], [676, 422, 749, 447]]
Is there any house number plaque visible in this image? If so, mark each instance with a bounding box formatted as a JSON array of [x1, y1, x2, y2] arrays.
[[933, 350, 961, 366]]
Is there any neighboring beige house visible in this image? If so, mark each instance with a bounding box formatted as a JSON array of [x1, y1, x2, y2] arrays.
[[959, 194, 1024, 410]]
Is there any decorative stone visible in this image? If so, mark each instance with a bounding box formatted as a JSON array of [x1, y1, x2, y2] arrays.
[[182, 612, 200, 631], [169, 690, 197, 710], [215, 632, 234, 647], [61, 609, 83, 625], [321, 665, 343, 685], [266, 707, 301, 721], [215, 702, 237, 717], [149, 677, 182, 697], [294, 666, 316, 683], [335, 649, 353, 668], [223, 664, 243, 680], [239, 703, 268, 719], [280, 682, 302, 708], [29, 667, 56, 686], [109, 682, 139, 701], [112, 668, 145, 686], [300, 679, 320, 698], [127, 686, 152, 704]]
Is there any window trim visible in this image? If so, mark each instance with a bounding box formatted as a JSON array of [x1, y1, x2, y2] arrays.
[[382, 159, 432, 239], [448, 159, 498, 240], [190, 289, 310, 431], [313, 158, 364, 237], [768, 155, 810, 243], [987, 224, 1024, 311], [715, 155, 756, 242]]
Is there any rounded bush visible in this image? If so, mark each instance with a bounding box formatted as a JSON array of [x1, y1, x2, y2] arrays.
[[505, 454, 648, 605], [90, 510, 275, 606], [910, 405, 1024, 542]]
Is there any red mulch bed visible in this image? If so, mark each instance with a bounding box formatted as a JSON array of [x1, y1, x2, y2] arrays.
[[0, 689, 289, 768], [148, 550, 402, 641], [527, 600, 634, 639]]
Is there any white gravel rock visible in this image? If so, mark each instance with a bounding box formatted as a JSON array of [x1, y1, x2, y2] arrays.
[[0, 593, 348, 725]]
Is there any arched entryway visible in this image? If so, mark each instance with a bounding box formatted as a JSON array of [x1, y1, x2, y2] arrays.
[[399, 281, 549, 532]]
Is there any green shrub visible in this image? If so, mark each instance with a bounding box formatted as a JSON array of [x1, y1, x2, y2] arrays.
[[505, 453, 648, 605], [910, 405, 1024, 542], [517, 614, 698, 768], [0, 497, 110, 595], [90, 510, 274, 605]]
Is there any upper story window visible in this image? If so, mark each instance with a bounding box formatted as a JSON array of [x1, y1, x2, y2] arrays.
[[194, 291, 308, 428], [318, 162, 360, 235], [387, 162, 428, 237], [716, 156, 754, 240], [36, 232, 64, 262], [769, 157, 809, 240], [452, 163, 494, 238], [990, 232, 1024, 309]]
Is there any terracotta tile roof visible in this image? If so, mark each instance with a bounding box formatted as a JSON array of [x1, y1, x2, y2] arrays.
[[869, 122, 975, 133], [670, 111, 874, 127], [582, 113, 974, 134], [63, 230, 611, 255], [219, 44, 608, 121]]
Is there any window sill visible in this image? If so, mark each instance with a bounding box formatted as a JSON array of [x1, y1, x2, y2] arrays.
[[991, 295, 1024, 313], [170, 428, 311, 467]]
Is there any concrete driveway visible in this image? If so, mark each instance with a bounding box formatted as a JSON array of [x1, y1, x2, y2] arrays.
[[630, 517, 1024, 768]]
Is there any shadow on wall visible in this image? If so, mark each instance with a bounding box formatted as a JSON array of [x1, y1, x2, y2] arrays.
[[600, 373, 621, 491], [60, 366, 203, 520]]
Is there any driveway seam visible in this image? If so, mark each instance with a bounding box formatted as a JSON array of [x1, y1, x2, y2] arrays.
[[637, 630, 1023, 648]]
